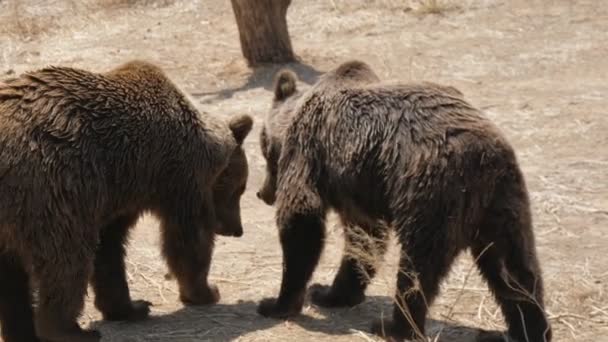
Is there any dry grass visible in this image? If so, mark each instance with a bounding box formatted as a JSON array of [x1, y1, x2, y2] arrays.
[[414, 0, 460, 15], [0, 0, 174, 40], [0, 1, 59, 39], [94, 0, 176, 9]]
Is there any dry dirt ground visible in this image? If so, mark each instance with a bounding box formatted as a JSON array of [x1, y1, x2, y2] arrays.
[[1, 0, 607, 341]]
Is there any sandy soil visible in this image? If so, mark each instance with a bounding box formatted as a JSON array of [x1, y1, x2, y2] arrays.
[[1, 0, 607, 341]]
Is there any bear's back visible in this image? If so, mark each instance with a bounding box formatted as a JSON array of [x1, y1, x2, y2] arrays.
[[0, 62, 217, 168], [285, 81, 515, 199], [0, 62, 231, 225], [292, 82, 498, 153]]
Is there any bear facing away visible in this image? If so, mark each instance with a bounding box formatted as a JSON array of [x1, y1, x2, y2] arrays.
[[0, 61, 253, 342], [256, 60, 551, 342]]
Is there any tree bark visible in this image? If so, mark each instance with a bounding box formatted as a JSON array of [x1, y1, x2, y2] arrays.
[[230, 0, 295, 66]]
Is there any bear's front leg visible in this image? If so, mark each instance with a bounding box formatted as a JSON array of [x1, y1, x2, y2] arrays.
[[0, 251, 39, 342], [161, 212, 220, 306], [33, 242, 101, 342], [91, 214, 152, 322], [258, 213, 326, 319]]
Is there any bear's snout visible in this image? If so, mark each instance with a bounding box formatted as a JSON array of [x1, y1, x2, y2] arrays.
[[256, 188, 276, 206], [214, 216, 244, 237]]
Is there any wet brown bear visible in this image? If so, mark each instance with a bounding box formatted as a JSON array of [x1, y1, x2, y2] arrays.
[[0, 61, 253, 342], [257, 60, 551, 342]]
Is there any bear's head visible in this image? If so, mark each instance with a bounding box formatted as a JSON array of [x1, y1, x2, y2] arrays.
[[212, 114, 253, 237], [257, 70, 301, 206]]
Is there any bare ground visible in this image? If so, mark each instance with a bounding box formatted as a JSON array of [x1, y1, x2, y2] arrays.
[[1, 0, 607, 341]]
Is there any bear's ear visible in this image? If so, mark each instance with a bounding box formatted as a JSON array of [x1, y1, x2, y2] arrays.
[[273, 70, 297, 101], [228, 114, 253, 145]]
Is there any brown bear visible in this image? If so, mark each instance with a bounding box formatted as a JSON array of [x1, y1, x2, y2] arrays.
[[0, 60, 253, 342], [256, 60, 551, 342]]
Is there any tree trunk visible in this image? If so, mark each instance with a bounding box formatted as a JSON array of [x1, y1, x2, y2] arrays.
[[230, 0, 295, 66]]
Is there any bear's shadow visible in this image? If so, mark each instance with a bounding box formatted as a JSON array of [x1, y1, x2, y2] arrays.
[[93, 296, 506, 341], [294, 295, 507, 342], [93, 300, 277, 342], [192, 61, 322, 104]]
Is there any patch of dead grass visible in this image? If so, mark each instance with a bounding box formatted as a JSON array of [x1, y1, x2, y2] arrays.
[[414, 0, 460, 15], [94, 0, 176, 10], [322, 0, 460, 17], [0, 0, 176, 40], [0, 1, 59, 40]]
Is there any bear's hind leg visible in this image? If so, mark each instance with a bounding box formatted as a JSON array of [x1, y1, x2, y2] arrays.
[[472, 171, 552, 342], [371, 220, 457, 341], [0, 251, 38, 342], [472, 240, 551, 342], [473, 215, 551, 341], [91, 214, 151, 321], [310, 220, 388, 308]]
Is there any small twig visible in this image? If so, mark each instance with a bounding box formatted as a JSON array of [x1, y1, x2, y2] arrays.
[[477, 295, 487, 321], [444, 286, 488, 292], [549, 312, 606, 324], [348, 329, 376, 342], [558, 317, 578, 339], [138, 272, 168, 303], [591, 305, 608, 317], [212, 276, 252, 285], [445, 243, 494, 321], [329, 0, 338, 11]]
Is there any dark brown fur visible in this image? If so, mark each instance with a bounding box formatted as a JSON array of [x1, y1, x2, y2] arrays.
[[257, 61, 380, 204], [0, 61, 253, 342], [257, 60, 551, 342]]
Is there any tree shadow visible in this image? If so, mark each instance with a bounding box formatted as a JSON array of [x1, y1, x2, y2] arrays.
[[193, 61, 322, 104], [290, 295, 508, 342]]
